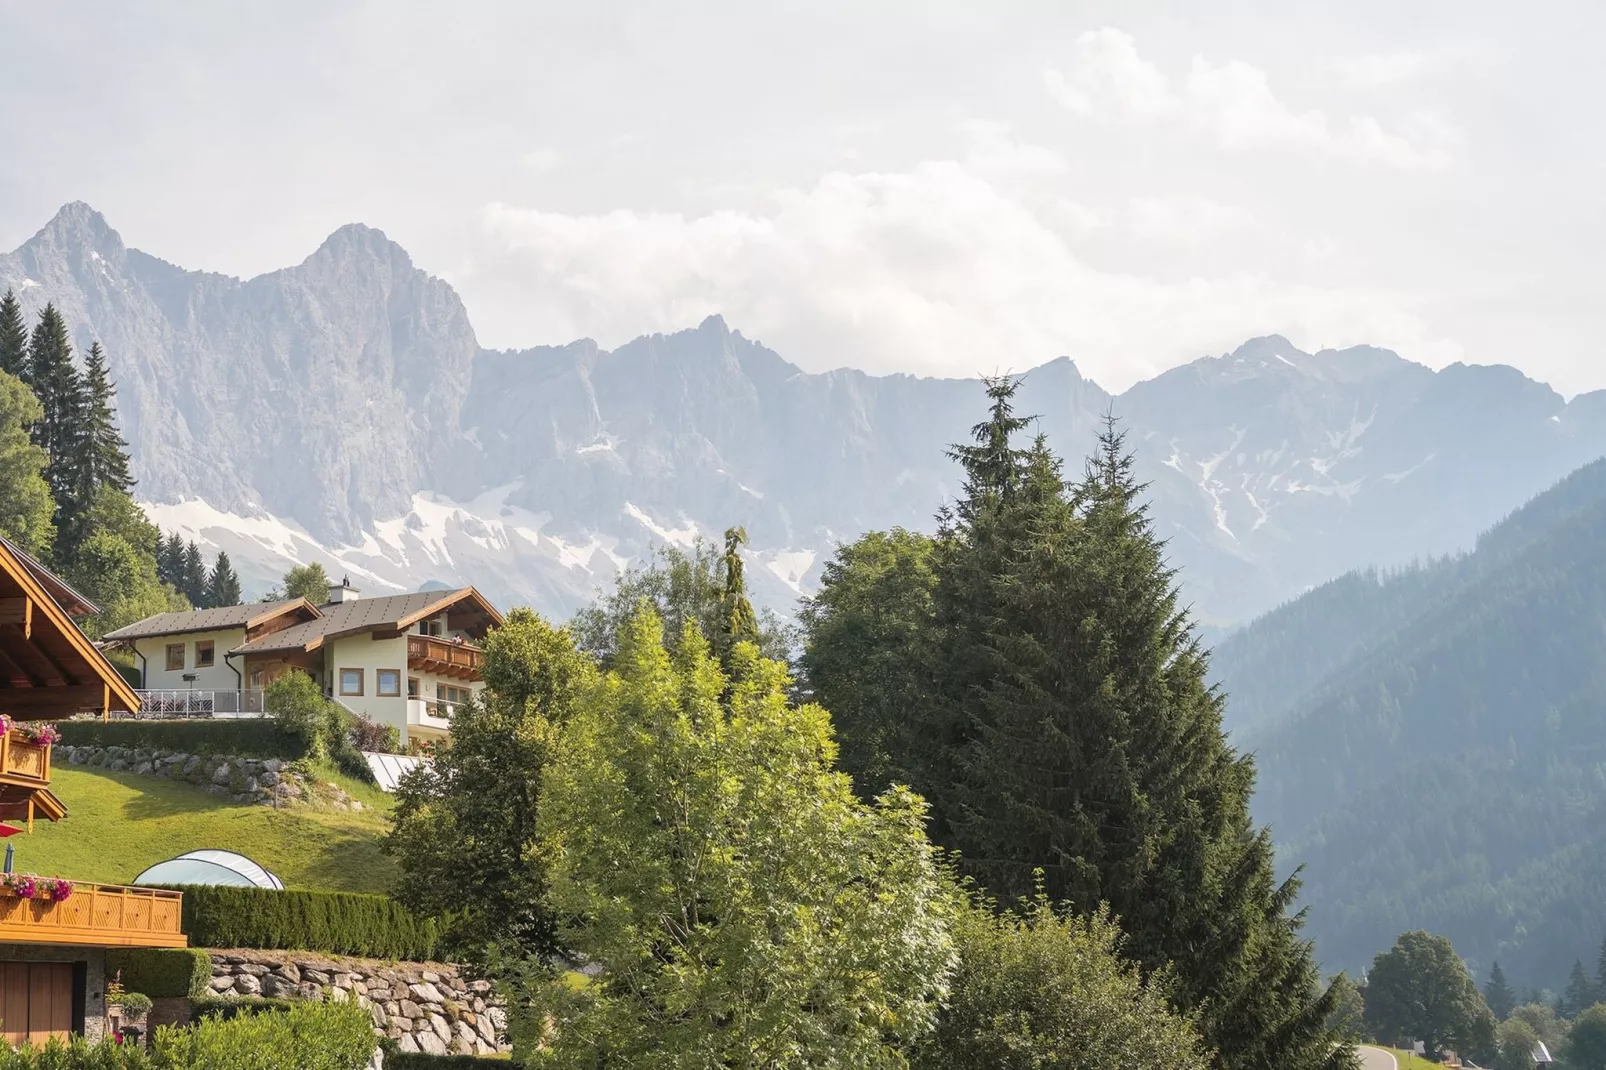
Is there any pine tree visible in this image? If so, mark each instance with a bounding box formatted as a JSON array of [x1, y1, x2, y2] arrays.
[[206, 551, 242, 608], [157, 531, 185, 589], [180, 540, 207, 608], [1487, 961, 1516, 1021], [714, 525, 759, 668], [1596, 937, 1606, 1005], [0, 291, 27, 380], [1564, 959, 1599, 1018], [803, 381, 1350, 1070], [26, 304, 91, 559], [81, 342, 133, 493]]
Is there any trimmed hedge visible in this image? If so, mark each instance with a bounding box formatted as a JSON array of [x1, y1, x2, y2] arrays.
[[158, 885, 442, 960], [55, 718, 315, 760], [191, 996, 298, 1020], [383, 1054, 522, 1068], [104, 948, 212, 1000]]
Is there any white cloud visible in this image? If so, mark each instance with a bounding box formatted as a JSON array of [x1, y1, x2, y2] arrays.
[[1126, 196, 1255, 245], [1334, 51, 1437, 87], [477, 158, 1460, 391], [520, 147, 563, 172], [1045, 28, 1453, 169]]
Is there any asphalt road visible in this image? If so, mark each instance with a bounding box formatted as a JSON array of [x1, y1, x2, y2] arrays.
[[1360, 1047, 1400, 1070]]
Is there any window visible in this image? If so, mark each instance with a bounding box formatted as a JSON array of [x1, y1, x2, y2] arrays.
[[339, 668, 363, 696], [407, 677, 419, 699], [166, 644, 185, 671], [376, 669, 401, 697], [195, 641, 215, 668], [417, 619, 443, 637], [438, 684, 471, 705]]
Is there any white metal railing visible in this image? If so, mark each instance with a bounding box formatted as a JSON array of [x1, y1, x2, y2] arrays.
[[130, 689, 267, 719], [406, 698, 457, 728]]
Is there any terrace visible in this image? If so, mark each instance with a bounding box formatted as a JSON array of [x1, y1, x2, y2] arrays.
[[407, 635, 484, 680], [0, 883, 186, 948]]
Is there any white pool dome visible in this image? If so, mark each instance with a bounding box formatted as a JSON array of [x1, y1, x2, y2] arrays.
[[132, 849, 285, 890]]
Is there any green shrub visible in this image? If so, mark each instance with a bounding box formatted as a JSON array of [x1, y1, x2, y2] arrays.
[[152, 998, 375, 1070], [105, 948, 212, 1000], [264, 672, 380, 783], [158, 885, 441, 959], [55, 719, 314, 760], [384, 1054, 521, 1068], [190, 996, 298, 1021], [0, 1001, 373, 1068], [112, 992, 153, 1019]]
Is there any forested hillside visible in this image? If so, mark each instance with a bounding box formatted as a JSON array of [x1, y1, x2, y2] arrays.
[[1213, 457, 1606, 987]]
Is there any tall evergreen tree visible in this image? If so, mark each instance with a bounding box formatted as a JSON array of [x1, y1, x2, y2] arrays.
[[180, 540, 207, 608], [714, 525, 759, 668], [0, 291, 26, 380], [206, 551, 242, 608], [1564, 959, 1599, 1018], [157, 531, 185, 589], [81, 342, 133, 494], [1596, 937, 1606, 1005], [1487, 961, 1517, 1021], [26, 304, 91, 558], [802, 380, 1350, 1070]]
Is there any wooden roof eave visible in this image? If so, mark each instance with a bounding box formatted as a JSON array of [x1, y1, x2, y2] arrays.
[[394, 587, 505, 632], [0, 551, 139, 715]]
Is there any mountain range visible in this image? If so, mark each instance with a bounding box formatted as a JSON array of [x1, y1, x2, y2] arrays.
[[5, 202, 1606, 631], [1212, 458, 1606, 987]]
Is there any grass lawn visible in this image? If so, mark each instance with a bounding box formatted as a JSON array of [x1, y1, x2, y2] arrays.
[[8, 764, 398, 893]]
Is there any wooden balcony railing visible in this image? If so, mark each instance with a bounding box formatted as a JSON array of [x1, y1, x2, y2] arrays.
[[0, 884, 185, 948], [0, 734, 50, 788], [407, 635, 484, 680]]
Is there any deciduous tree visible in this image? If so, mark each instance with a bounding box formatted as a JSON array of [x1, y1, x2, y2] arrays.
[[1364, 931, 1494, 1060], [911, 893, 1208, 1070], [386, 609, 593, 965], [517, 607, 953, 1067]]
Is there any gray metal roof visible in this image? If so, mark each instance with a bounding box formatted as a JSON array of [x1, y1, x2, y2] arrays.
[[102, 598, 312, 641], [232, 589, 478, 654]]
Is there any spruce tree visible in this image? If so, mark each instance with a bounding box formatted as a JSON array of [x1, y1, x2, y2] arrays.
[[81, 342, 133, 493], [0, 290, 26, 380], [1487, 961, 1516, 1021], [804, 380, 1349, 1070], [1564, 959, 1599, 1018], [27, 305, 91, 558], [206, 551, 242, 608], [180, 540, 207, 608], [1597, 937, 1606, 1005], [157, 531, 185, 589], [714, 525, 759, 668]]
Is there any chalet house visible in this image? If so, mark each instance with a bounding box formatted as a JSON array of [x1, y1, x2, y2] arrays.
[[104, 580, 502, 747], [0, 536, 187, 1046]]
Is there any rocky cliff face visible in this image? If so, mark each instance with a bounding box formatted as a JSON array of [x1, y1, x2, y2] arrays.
[[5, 203, 1604, 626]]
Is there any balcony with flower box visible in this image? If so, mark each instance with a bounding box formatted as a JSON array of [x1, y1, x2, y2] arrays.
[[0, 878, 185, 948]]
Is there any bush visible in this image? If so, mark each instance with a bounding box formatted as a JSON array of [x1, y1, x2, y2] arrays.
[[55, 719, 314, 760], [105, 948, 212, 1000], [0, 1000, 374, 1068], [190, 996, 298, 1021], [384, 1054, 522, 1068], [152, 998, 375, 1070], [158, 885, 442, 959], [264, 672, 380, 783], [112, 992, 153, 1019]]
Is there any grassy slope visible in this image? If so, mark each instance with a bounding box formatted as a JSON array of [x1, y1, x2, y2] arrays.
[[11, 765, 397, 893]]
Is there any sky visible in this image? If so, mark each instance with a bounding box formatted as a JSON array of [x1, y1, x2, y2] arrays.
[[1, 1, 1601, 394]]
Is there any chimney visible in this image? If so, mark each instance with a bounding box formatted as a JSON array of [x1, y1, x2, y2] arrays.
[[326, 576, 361, 605]]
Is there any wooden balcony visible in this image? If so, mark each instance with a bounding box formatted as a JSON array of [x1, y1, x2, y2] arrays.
[[407, 635, 484, 681], [0, 733, 50, 789], [0, 884, 185, 948]]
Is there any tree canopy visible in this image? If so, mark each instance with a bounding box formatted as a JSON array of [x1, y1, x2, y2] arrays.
[[1364, 931, 1495, 1060]]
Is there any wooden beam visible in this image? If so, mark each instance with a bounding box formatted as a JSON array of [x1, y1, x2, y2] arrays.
[[0, 642, 45, 688], [0, 683, 126, 716], [0, 598, 33, 640], [102, 683, 109, 725], [371, 628, 404, 640], [26, 637, 78, 687]]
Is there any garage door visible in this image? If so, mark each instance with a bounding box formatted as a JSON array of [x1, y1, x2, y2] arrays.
[[0, 963, 75, 1047]]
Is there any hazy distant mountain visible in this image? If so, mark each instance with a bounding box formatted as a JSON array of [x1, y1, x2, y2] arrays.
[[6, 201, 1606, 625], [1213, 459, 1606, 985]]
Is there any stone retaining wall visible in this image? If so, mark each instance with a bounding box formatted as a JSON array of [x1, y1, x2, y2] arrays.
[[59, 745, 362, 809], [206, 950, 508, 1057]]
